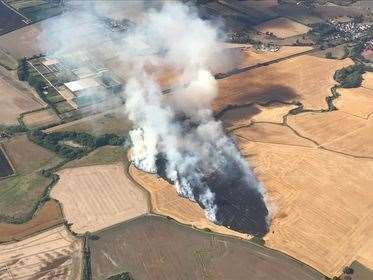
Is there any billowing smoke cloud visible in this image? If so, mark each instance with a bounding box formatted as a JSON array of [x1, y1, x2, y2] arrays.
[[38, 1, 269, 235], [122, 3, 269, 235]]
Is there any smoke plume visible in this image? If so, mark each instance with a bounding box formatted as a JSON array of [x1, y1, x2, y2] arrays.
[[38, 1, 270, 235], [122, 3, 269, 235]]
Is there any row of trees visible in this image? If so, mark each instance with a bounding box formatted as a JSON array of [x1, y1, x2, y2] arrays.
[[29, 130, 126, 160]]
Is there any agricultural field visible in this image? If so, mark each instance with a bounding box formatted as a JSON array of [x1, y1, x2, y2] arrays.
[[51, 164, 149, 234], [255, 17, 311, 38], [220, 102, 296, 130], [215, 55, 352, 111], [63, 145, 127, 169], [229, 132, 373, 277], [22, 108, 61, 129], [0, 134, 61, 219], [46, 106, 132, 137], [0, 146, 14, 178], [0, 225, 82, 279], [129, 164, 249, 240], [222, 43, 314, 71], [0, 66, 44, 124], [90, 215, 324, 280], [0, 200, 64, 243]]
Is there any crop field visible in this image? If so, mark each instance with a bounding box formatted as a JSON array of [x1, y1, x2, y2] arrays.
[[22, 108, 61, 129], [47, 106, 132, 137], [90, 215, 324, 280], [222, 43, 313, 71], [0, 200, 64, 243], [232, 136, 373, 277], [255, 17, 311, 38], [51, 164, 149, 234], [0, 135, 61, 219], [220, 103, 296, 130], [0, 225, 82, 279], [0, 67, 44, 124], [129, 165, 249, 240], [63, 146, 127, 169], [215, 55, 352, 112]]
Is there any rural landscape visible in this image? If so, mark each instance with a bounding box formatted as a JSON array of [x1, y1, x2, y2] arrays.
[[0, 0, 373, 279]]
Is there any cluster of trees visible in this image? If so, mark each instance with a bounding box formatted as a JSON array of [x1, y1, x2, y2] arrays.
[[17, 58, 29, 81], [28, 130, 126, 159], [334, 64, 365, 88], [309, 23, 337, 42], [107, 272, 134, 280]]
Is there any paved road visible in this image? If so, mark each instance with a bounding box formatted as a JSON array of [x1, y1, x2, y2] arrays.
[[0, 1, 30, 36]]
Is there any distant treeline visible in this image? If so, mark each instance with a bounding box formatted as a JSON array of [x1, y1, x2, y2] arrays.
[[28, 130, 126, 160], [334, 64, 365, 88]]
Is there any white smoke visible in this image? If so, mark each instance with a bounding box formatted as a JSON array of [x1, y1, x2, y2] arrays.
[[121, 3, 266, 223], [36, 1, 269, 231]]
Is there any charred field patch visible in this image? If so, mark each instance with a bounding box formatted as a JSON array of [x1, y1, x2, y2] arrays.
[[90, 215, 325, 280]]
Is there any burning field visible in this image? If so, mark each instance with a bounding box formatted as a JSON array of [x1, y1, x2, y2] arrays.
[[119, 4, 270, 236]]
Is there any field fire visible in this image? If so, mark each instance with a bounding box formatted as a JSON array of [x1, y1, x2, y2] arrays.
[[122, 4, 270, 236]]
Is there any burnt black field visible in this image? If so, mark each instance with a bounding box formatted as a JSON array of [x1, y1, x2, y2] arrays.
[[156, 153, 269, 236], [0, 148, 14, 178], [0, 2, 27, 36]]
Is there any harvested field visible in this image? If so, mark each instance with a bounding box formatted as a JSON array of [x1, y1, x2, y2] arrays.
[[234, 139, 373, 276], [220, 102, 296, 130], [362, 72, 373, 90], [222, 43, 313, 70], [234, 123, 316, 148], [0, 225, 82, 280], [0, 147, 14, 178], [287, 111, 366, 146], [0, 200, 64, 243], [51, 164, 149, 234], [0, 66, 44, 124], [22, 108, 60, 129], [46, 106, 132, 137], [255, 17, 310, 38], [215, 55, 352, 111], [129, 165, 249, 240], [90, 215, 324, 280], [335, 87, 373, 119]]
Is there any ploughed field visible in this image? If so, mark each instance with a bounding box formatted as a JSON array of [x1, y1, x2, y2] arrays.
[[0, 1, 28, 36], [0, 147, 13, 178], [90, 215, 324, 280]]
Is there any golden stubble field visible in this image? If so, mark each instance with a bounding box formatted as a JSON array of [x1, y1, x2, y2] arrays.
[[51, 164, 149, 234], [0, 225, 82, 280], [214, 55, 352, 111], [216, 56, 373, 276]]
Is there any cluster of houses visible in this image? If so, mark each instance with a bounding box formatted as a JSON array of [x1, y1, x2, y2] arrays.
[[328, 19, 371, 41]]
